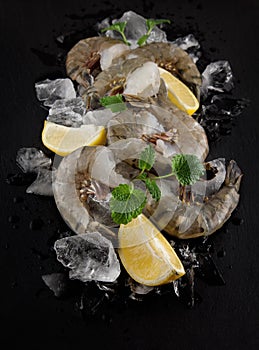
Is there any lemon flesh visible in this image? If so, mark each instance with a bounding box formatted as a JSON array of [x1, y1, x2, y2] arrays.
[[42, 121, 106, 156], [158, 67, 199, 115], [118, 214, 185, 286]]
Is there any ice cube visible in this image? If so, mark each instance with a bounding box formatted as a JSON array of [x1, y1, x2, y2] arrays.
[[42, 273, 69, 297], [54, 232, 121, 283], [201, 61, 234, 97], [198, 95, 249, 141], [16, 148, 51, 173], [26, 169, 54, 196], [172, 34, 201, 63], [128, 278, 154, 295], [98, 11, 167, 47], [82, 108, 115, 126], [35, 78, 76, 107], [47, 97, 85, 127]]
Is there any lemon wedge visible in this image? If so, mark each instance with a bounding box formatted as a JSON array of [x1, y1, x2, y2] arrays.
[[118, 214, 185, 286], [158, 67, 199, 115], [42, 121, 106, 156]]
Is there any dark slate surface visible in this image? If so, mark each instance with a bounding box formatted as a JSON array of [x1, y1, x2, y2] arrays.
[[1, 0, 259, 348]]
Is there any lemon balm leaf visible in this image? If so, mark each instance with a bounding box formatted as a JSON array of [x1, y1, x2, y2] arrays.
[[110, 184, 147, 225], [100, 95, 127, 113], [171, 154, 205, 186], [101, 22, 131, 46], [138, 19, 171, 46], [145, 178, 161, 201], [146, 19, 171, 32], [137, 34, 149, 46], [138, 145, 156, 171]]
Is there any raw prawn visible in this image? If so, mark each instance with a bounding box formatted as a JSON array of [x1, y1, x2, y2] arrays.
[[66, 36, 130, 87], [107, 102, 209, 161], [145, 160, 242, 239], [111, 42, 202, 98]]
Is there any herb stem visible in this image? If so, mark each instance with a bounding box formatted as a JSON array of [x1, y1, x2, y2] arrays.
[[151, 172, 175, 180], [121, 32, 131, 46]]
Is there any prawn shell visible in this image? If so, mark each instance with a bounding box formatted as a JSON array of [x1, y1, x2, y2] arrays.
[[145, 160, 242, 239], [112, 42, 202, 98], [66, 36, 129, 87]]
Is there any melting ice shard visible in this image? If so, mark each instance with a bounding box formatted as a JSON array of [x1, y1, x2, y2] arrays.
[[54, 232, 121, 283], [42, 273, 69, 297], [172, 34, 201, 63], [16, 148, 51, 173], [35, 78, 76, 107], [26, 169, 54, 196], [201, 60, 234, 96], [47, 97, 85, 127]]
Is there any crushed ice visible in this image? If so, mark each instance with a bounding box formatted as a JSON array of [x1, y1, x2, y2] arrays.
[[47, 97, 85, 127], [35, 78, 76, 107], [54, 232, 121, 283], [16, 148, 51, 173], [26, 168, 54, 196], [16, 148, 54, 196], [42, 273, 69, 297], [201, 60, 234, 97]]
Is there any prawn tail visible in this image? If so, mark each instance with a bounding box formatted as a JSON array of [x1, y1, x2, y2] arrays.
[[225, 160, 243, 191]]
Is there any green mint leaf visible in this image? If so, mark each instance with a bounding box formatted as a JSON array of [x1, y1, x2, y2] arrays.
[[145, 178, 161, 201], [137, 34, 150, 46], [110, 184, 147, 225], [101, 22, 127, 33], [138, 145, 156, 171], [101, 21, 130, 45], [100, 95, 127, 113], [136, 172, 148, 180], [171, 154, 205, 186], [146, 19, 171, 32]]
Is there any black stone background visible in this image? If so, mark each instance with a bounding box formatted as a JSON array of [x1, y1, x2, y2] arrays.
[[1, 0, 259, 348]]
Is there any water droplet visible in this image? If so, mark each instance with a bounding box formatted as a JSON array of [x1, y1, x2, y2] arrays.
[[8, 215, 20, 224], [231, 217, 244, 225], [217, 249, 226, 258], [13, 196, 24, 203], [29, 218, 44, 230]]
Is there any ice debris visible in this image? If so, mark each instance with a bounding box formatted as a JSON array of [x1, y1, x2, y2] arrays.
[[198, 95, 249, 141], [42, 273, 69, 297], [16, 148, 51, 173], [128, 278, 154, 296], [26, 169, 54, 196], [172, 34, 201, 63], [54, 232, 121, 283], [97, 11, 167, 47], [82, 108, 116, 126], [47, 97, 85, 127], [35, 78, 76, 107], [201, 61, 234, 97]]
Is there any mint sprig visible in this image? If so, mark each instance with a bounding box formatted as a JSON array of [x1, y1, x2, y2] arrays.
[[100, 94, 127, 113], [110, 146, 205, 225], [137, 19, 171, 46], [101, 22, 131, 46]]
